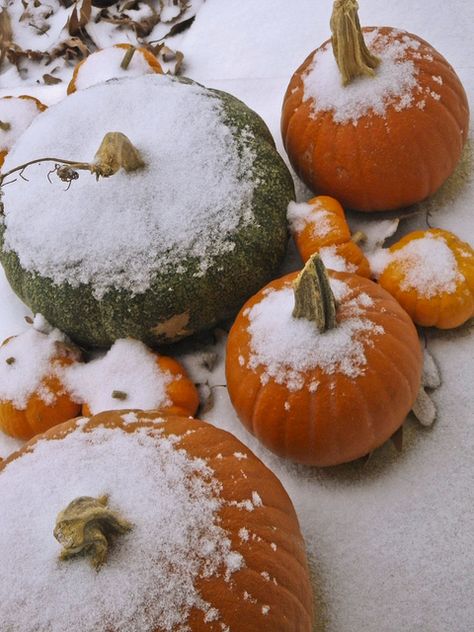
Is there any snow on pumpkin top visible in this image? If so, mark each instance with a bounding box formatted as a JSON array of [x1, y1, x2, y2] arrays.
[[0, 318, 76, 409], [72, 46, 160, 92], [61, 338, 173, 414], [1, 75, 257, 298], [303, 29, 442, 125], [0, 422, 245, 631], [245, 278, 383, 391], [0, 97, 44, 155], [371, 233, 463, 298], [287, 200, 333, 237]]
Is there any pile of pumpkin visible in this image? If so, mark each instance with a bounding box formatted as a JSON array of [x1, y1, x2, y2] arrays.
[[0, 1, 473, 630]]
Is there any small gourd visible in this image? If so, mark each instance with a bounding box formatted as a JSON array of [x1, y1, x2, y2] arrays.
[[63, 338, 199, 417], [226, 254, 422, 466], [67, 44, 163, 95], [288, 195, 370, 276], [374, 228, 474, 329], [0, 322, 82, 440], [0, 96, 47, 168]]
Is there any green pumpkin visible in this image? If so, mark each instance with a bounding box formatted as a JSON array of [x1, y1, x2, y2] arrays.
[[0, 75, 293, 347]]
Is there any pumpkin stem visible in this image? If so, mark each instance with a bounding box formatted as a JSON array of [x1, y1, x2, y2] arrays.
[[0, 132, 144, 188], [292, 253, 337, 332], [120, 45, 136, 70], [351, 230, 366, 244], [0, 120, 11, 132], [330, 0, 380, 86], [54, 495, 132, 571]]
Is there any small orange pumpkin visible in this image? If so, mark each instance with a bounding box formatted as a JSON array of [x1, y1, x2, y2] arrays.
[[67, 44, 163, 95], [0, 410, 314, 631], [288, 195, 370, 276], [0, 96, 47, 168], [0, 327, 81, 440], [281, 0, 469, 211], [61, 339, 199, 418], [375, 228, 474, 329], [226, 255, 422, 466]]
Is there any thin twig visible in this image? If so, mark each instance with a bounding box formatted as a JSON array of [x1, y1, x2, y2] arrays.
[[0, 157, 91, 186]]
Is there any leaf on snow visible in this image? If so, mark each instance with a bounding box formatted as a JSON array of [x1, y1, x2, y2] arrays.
[[42, 73, 63, 85], [67, 0, 92, 36]]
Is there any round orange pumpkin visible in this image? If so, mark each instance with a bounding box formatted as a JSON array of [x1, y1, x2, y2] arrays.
[[67, 44, 163, 95], [0, 328, 81, 440], [0, 410, 314, 631], [281, 1, 469, 212], [375, 228, 474, 329], [226, 255, 422, 466], [288, 194, 370, 276], [0, 95, 47, 168]]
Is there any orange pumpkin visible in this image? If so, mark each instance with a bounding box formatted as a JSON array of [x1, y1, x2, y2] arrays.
[[67, 44, 163, 95], [281, 1, 469, 212], [76, 341, 199, 418], [0, 410, 314, 631], [0, 329, 81, 440], [288, 194, 370, 276], [226, 255, 422, 466], [375, 228, 474, 329], [0, 96, 47, 168]]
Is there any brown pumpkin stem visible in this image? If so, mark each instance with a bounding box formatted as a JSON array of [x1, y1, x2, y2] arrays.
[[330, 0, 380, 86], [54, 495, 132, 571], [292, 253, 337, 332], [351, 230, 366, 244], [111, 389, 128, 401], [0, 120, 11, 132], [120, 45, 136, 70], [0, 131, 145, 188]]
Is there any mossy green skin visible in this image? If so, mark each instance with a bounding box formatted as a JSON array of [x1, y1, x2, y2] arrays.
[[0, 79, 294, 348]]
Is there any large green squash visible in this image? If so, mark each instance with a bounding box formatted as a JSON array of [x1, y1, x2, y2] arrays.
[[0, 75, 293, 347]]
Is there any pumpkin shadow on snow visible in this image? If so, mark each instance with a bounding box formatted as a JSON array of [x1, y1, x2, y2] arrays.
[[289, 416, 425, 485]]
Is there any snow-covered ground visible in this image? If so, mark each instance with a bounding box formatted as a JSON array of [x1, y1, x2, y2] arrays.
[[1, 1, 473, 631]]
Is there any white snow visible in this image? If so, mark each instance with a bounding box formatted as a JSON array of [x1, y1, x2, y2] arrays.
[[0, 96, 45, 157], [61, 339, 173, 415], [70, 46, 161, 92]]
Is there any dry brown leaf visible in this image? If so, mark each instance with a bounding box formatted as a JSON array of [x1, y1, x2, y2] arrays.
[[68, 0, 92, 36], [43, 73, 63, 84]]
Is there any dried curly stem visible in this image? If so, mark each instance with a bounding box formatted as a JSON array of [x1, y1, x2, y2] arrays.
[[54, 495, 132, 571], [292, 254, 337, 332], [0, 131, 145, 188], [330, 0, 380, 85]]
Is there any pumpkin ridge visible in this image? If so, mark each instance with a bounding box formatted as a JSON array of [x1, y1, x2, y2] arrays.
[[368, 340, 419, 405]]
